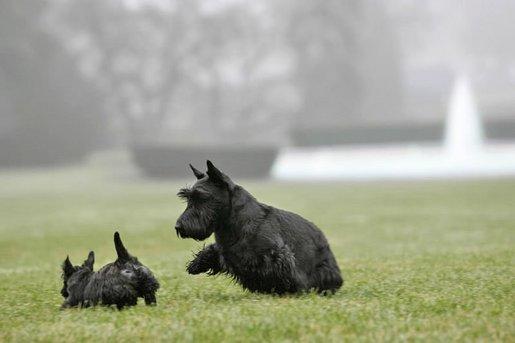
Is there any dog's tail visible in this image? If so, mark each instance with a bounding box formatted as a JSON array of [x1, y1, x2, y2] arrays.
[[114, 231, 131, 260]]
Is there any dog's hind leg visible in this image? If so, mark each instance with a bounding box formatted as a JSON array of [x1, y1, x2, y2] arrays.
[[187, 243, 225, 275], [237, 243, 310, 294]]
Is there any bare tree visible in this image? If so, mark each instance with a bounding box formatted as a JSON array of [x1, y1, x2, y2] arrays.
[[49, 0, 292, 146], [0, 0, 105, 166]]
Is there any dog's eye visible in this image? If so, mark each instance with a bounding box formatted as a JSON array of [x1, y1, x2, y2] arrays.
[[177, 188, 192, 200], [192, 190, 211, 201], [121, 269, 135, 277]]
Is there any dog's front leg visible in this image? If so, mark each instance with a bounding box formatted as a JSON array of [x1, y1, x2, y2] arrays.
[[60, 300, 73, 309], [143, 293, 157, 306], [187, 244, 224, 275]]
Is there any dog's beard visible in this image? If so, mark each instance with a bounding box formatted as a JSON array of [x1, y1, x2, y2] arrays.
[[61, 281, 69, 298], [176, 224, 214, 240], [134, 267, 160, 298], [176, 213, 215, 241]]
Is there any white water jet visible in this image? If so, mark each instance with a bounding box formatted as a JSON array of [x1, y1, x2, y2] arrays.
[[444, 75, 484, 157]]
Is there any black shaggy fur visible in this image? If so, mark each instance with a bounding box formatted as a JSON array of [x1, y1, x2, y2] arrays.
[[61, 232, 159, 309], [175, 161, 343, 294]]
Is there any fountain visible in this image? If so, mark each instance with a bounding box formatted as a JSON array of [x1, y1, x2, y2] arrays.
[[444, 75, 484, 158], [273, 75, 515, 180]]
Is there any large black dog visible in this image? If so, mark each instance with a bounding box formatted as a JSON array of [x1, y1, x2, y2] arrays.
[[175, 161, 343, 294], [61, 232, 159, 309]]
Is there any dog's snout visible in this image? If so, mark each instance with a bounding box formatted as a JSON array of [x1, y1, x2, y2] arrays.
[[175, 219, 184, 232], [174, 221, 183, 238]]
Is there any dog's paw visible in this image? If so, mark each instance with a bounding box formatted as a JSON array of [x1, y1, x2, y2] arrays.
[[186, 259, 208, 274]]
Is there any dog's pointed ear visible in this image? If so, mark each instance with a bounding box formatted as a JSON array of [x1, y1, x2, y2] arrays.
[[189, 163, 205, 180], [82, 251, 95, 270], [206, 160, 234, 190], [62, 256, 75, 277], [114, 232, 130, 261]]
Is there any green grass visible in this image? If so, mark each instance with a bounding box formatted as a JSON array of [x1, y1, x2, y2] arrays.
[[0, 165, 514, 342]]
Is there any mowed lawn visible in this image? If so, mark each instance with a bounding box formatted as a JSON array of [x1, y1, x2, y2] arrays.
[[0, 165, 514, 342]]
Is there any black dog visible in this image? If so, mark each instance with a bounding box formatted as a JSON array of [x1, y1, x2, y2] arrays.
[[61, 232, 159, 309], [175, 161, 343, 294]]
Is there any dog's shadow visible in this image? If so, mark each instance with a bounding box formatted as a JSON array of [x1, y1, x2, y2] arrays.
[[191, 290, 339, 305]]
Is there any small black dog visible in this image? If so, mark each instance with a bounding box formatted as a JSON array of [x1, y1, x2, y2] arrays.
[[61, 232, 159, 309], [175, 161, 343, 294]]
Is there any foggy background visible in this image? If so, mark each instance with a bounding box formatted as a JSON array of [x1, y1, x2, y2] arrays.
[[1, 0, 515, 179]]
